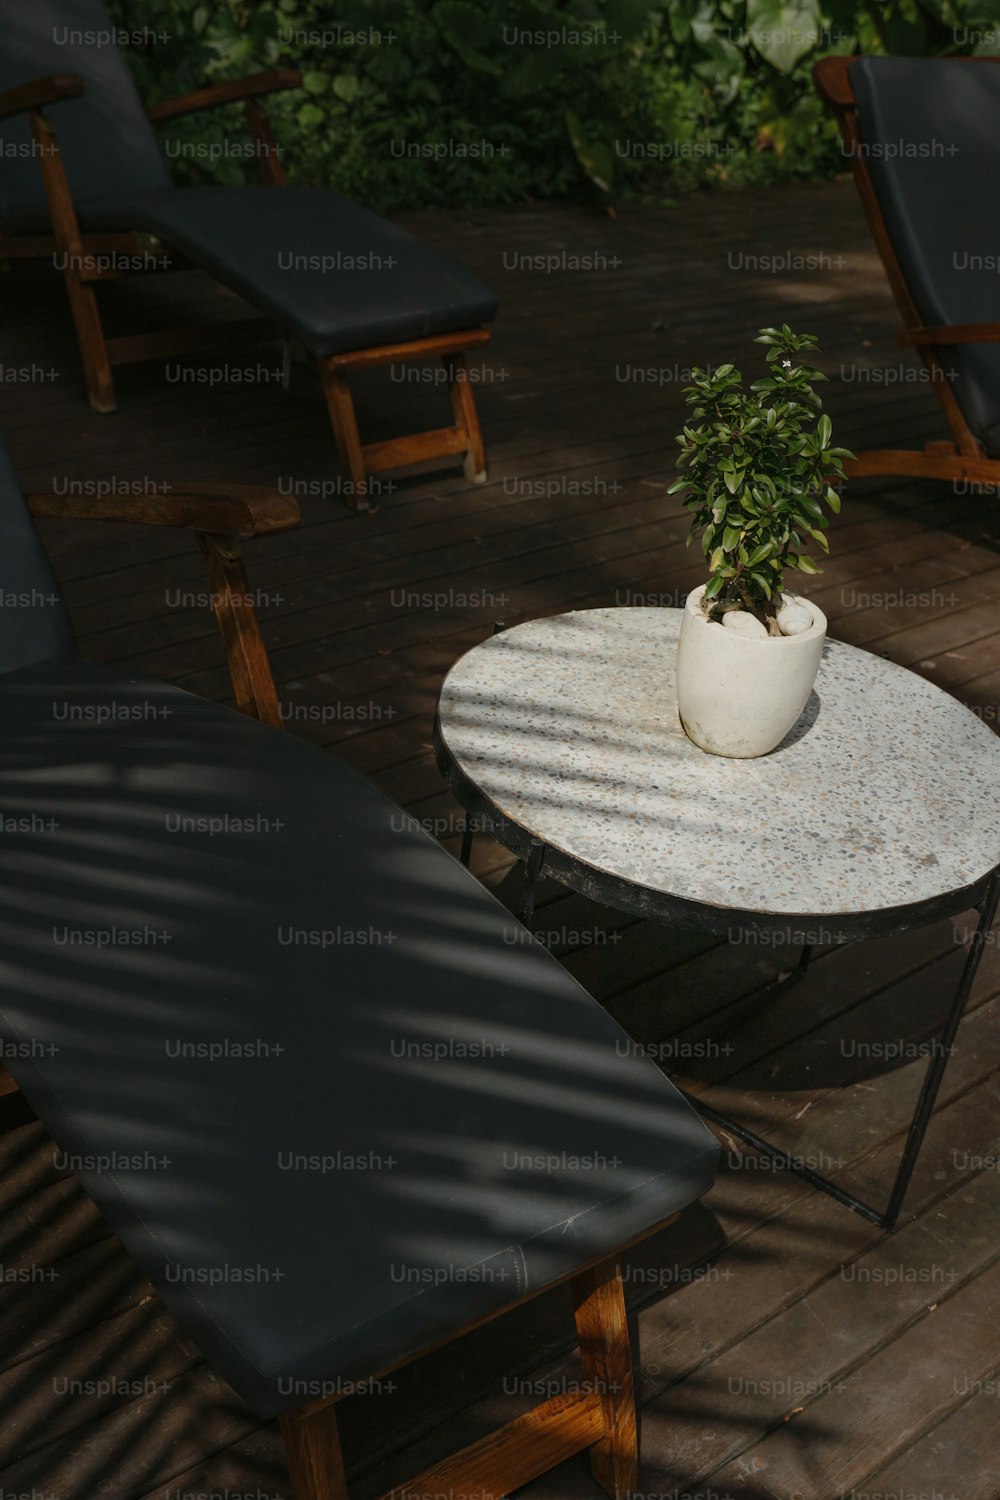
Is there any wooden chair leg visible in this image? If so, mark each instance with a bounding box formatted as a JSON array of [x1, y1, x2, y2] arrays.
[[444, 353, 488, 483], [572, 1258, 639, 1500], [278, 1253, 642, 1500], [61, 269, 116, 413], [317, 364, 370, 510], [29, 109, 116, 413], [280, 1404, 350, 1500], [196, 532, 282, 727]]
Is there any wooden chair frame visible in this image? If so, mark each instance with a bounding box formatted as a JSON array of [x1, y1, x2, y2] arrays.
[[0, 70, 490, 510], [813, 55, 1000, 487], [279, 1224, 680, 1500], [26, 482, 299, 726], [0, 482, 297, 1112]]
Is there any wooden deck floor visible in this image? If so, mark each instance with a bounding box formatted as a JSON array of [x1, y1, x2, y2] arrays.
[[2, 176, 999, 1500]]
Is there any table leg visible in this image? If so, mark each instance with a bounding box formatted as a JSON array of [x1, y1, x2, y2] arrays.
[[684, 872, 1000, 1231], [460, 824, 475, 867], [882, 869, 1000, 1227], [517, 839, 547, 928]]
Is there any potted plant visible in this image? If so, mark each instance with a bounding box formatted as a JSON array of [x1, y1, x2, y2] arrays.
[[668, 326, 852, 758]]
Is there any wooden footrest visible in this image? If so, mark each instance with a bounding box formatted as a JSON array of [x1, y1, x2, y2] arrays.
[[378, 1389, 604, 1500], [846, 448, 1000, 484], [362, 425, 469, 474]]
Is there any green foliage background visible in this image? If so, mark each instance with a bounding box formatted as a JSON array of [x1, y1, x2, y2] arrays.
[[112, 0, 1000, 209]]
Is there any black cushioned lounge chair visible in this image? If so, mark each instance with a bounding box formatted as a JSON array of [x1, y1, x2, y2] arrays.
[[815, 55, 1000, 488], [0, 435, 719, 1498], [0, 0, 498, 509]]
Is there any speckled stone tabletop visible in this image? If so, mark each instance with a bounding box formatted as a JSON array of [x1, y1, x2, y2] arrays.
[[436, 607, 1000, 921]]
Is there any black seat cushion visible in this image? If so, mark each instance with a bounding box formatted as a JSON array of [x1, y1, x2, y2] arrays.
[[851, 57, 1000, 457], [75, 185, 498, 356], [0, 443, 76, 675], [0, 0, 172, 233], [0, 663, 718, 1418]]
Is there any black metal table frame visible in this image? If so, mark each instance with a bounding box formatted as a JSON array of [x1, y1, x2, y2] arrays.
[[434, 711, 1000, 1233]]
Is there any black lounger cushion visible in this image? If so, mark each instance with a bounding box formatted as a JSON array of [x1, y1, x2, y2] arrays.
[[0, 443, 76, 675], [851, 57, 1000, 456], [75, 186, 499, 356], [0, 663, 718, 1417]]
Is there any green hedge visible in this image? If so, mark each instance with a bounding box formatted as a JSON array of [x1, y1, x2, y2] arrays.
[[111, 0, 1000, 210]]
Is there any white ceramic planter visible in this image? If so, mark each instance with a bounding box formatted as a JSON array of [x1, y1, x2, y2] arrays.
[[675, 584, 827, 758]]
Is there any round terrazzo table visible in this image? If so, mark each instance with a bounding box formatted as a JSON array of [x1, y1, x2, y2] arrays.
[[433, 607, 1000, 1229]]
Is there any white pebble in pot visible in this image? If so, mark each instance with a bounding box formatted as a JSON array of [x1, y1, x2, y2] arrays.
[[776, 600, 813, 636], [721, 611, 769, 640]]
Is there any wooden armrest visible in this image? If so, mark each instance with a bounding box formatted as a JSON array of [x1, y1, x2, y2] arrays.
[[0, 74, 84, 121], [26, 485, 300, 538], [898, 323, 1000, 346], [148, 69, 302, 123]]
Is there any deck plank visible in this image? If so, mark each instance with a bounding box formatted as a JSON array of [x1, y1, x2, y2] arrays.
[[707, 1255, 1000, 1499]]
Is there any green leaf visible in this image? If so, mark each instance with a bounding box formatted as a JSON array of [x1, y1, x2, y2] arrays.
[[432, 1, 504, 74], [565, 112, 615, 195], [302, 70, 329, 96], [817, 413, 832, 449], [691, 33, 745, 106], [797, 495, 824, 518], [858, 4, 927, 54], [604, 0, 660, 44], [704, 574, 725, 599], [722, 525, 742, 551], [796, 555, 822, 574], [746, 1, 821, 75], [332, 74, 361, 103]]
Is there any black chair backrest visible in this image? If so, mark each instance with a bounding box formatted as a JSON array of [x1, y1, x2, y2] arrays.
[[0, 0, 171, 233], [0, 438, 76, 674], [850, 56, 1000, 456]]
